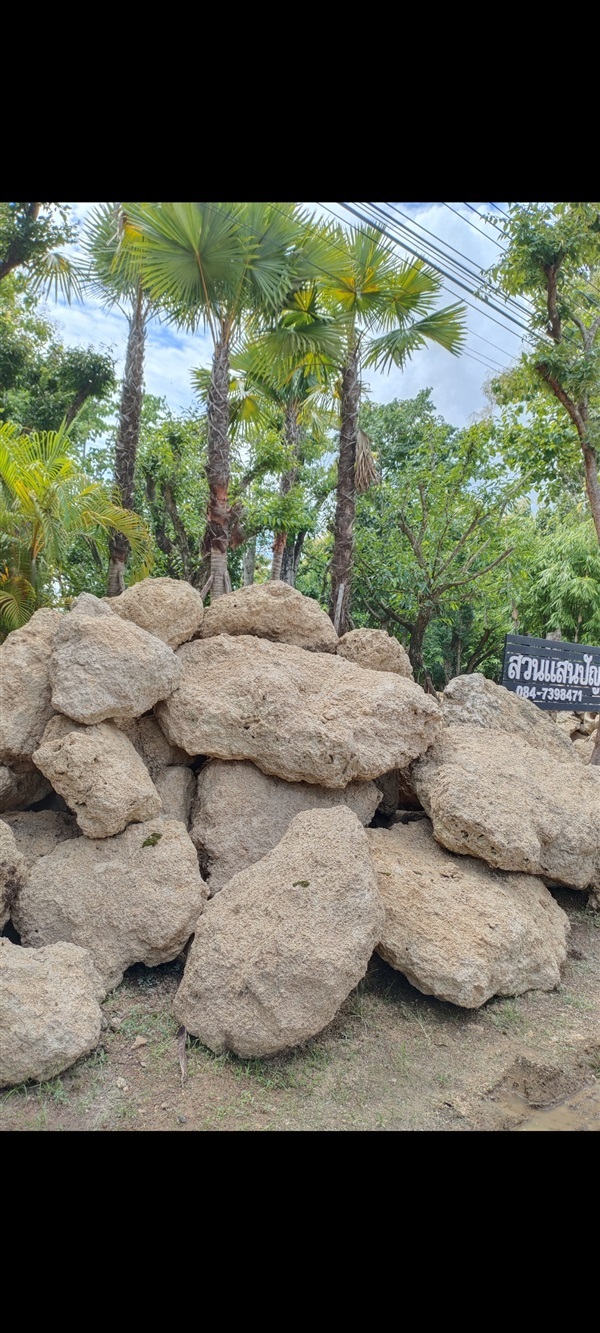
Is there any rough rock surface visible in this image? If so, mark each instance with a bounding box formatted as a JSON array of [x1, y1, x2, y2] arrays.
[[0, 765, 51, 814], [336, 628, 414, 678], [375, 768, 422, 816], [190, 759, 382, 891], [108, 576, 204, 647], [50, 612, 182, 724], [114, 715, 192, 779], [13, 819, 208, 991], [411, 674, 600, 891], [69, 593, 114, 618], [33, 715, 162, 838], [369, 819, 569, 1008], [0, 819, 25, 929], [157, 635, 442, 787], [2, 809, 79, 872], [155, 766, 195, 827], [173, 807, 384, 1057], [0, 609, 62, 764], [0, 938, 104, 1087], [200, 582, 338, 653]]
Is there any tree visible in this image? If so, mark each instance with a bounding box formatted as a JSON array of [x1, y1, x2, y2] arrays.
[[320, 225, 466, 633], [80, 203, 157, 596], [0, 419, 151, 635], [121, 202, 320, 597], [0, 202, 81, 300], [514, 507, 600, 645], [489, 202, 600, 543]]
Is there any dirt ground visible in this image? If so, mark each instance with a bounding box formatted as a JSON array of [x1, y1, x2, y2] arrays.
[[1, 886, 599, 1133]]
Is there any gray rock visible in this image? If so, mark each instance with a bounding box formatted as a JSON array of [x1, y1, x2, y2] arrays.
[[336, 628, 413, 677], [155, 766, 195, 827], [13, 818, 208, 991], [0, 819, 25, 929], [191, 759, 381, 891], [50, 611, 182, 724], [156, 635, 442, 788], [2, 809, 79, 873], [173, 807, 384, 1057], [0, 609, 62, 764], [33, 715, 162, 838], [369, 819, 569, 1008], [0, 765, 51, 814], [0, 938, 104, 1087], [108, 576, 204, 647], [200, 582, 338, 653]]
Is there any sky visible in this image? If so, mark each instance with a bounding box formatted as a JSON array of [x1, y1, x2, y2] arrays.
[[49, 201, 524, 430]]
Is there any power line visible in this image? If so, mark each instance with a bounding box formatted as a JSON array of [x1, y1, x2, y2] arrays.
[[440, 200, 507, 250]]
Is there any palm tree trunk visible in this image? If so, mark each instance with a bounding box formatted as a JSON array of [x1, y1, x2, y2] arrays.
[[271, 403, 300, 581], [243, 537, 256, 586], [329, 345, 360, 633], [203, 331, 231, 599], [281, 530, 306, 586], [107, 286, 146, 596]]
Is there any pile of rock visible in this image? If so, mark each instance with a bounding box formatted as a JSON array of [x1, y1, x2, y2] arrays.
[[1, 578, 598, 1084]]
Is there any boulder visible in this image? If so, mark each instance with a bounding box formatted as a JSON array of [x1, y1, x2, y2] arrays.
[[50, 611, 182, 724], [69, 593, 115, 618], [33, 715, 162, 838], [200, 582, 338, 653], [114, 714, 192, 779], [2, 809, 79, 873], [0, 608, 62, 765], [190, 759, 382, 891], [156, 635, 442, 788], [369, 819, 569, 1008], [13, 818, 208, 991], [336, 628, 413, 678], [0, 819, 25, 929], [0, 765, 51, 814], [108, 576, 205, 647], [410, 674, 600, 891], [155, 766, 195, 827], [173, 807, 384, 1057], [0, 938, 104, 1087]]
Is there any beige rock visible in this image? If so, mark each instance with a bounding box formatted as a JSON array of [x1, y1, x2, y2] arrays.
[[0, 609, 62, 764], [336, 628, 413, 678], [174, 807, 384, 1057], [200, 582, 338, 653], [411, 674, 600, 891], [0, 765, 51, 814], [33, 715, 162, 838], [0, 819, 25, 929], [0, 938, 104, 1087], [190, 759, 382, 891], [69, 593, 115, 618], [114, 714, 192, 779], [108, 576, 204, 647], [13, 818, 208, 991], [50, 612, 182, 724], [156, 635, 442, 788], [155, 766, 195, 826], [2, 809, 79, 873], [369, 820, 569, 1008]]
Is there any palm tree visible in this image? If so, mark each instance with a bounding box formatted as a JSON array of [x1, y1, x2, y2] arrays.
[[80, 204, 154, 596], [322, 225, 466, 634], [0, 419, 151, 634], [120, 202, 324, 597]]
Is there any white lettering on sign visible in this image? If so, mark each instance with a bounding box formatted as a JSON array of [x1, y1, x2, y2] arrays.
[[507, 653, 600, 692]]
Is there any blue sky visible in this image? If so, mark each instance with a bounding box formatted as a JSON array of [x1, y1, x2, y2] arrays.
[[50, 202, 522, 429]]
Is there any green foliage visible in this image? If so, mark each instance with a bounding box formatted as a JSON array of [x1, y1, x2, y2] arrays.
[[515, 509, 600, 644], [0, 202, 81, 302]]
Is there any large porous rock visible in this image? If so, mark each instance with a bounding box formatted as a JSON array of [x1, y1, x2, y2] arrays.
[[108, 576, 204, 647], [200, 582, 338, 653], [0, 819, 25, 929], [155, 767, 195, 827], [0, 609, 63, 765], [0, 765, 51, 814], [50, 612, 182, 724], [2, 809, 79, 873], [157, 635, 442, 788], [190, 759, 382, 891], [13, 819, 208, 991], [336, 628, 413, 678], [69, 593, 115, 618], [33, 715, 162, 838], [114, 714, 192, 779], [369, 819, 569, 1008], [411, 673, 600, 891], [0, 938, 104, 1087], [173, 807, 384, 1057]]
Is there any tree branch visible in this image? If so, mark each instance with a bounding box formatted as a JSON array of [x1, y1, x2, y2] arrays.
[[438, 545, 514, 594]]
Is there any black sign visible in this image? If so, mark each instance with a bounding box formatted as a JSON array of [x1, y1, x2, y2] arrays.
[[501, 633, 600, 711]]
